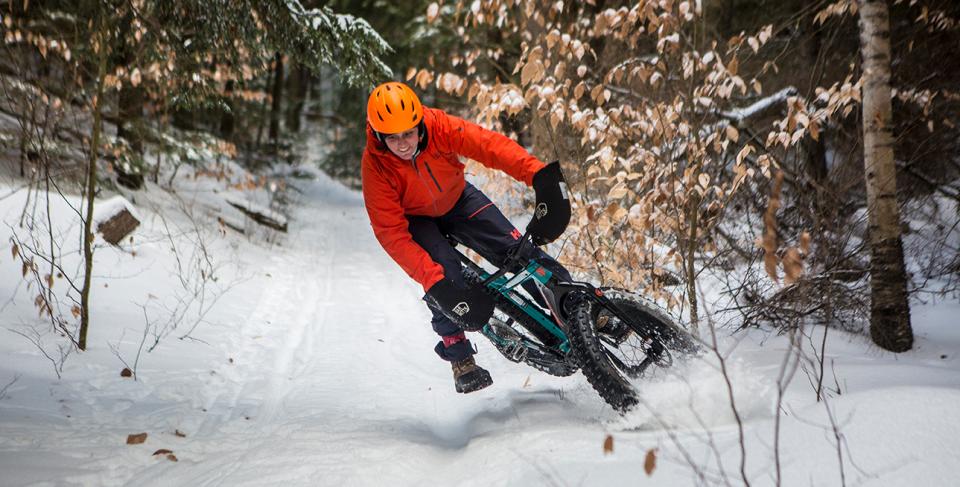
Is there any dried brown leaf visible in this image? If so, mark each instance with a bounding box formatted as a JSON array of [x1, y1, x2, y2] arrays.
[[166, 454, 178, 462], [152, 449, 173, 456], [175, 429, 187, 438], [727, 56, 739, 76], [126, 433, 148, 445], [608, 182, 628, 200], [725, 125, 739, 143], [120, 368, 133, 378], [783, 247, 804, 284], [736, 145, 754, 165], [603, 435, 614, 455], [520, 60, 543, 86], [11, 243, 18, 260], [644, 448, 658, 475], [762, 171, 785, 283]]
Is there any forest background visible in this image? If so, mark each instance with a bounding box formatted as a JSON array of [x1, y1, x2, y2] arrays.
[[2, 0, 960, 386]]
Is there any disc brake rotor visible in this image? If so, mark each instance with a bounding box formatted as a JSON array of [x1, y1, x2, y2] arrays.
[[596, 309, 672, 375]]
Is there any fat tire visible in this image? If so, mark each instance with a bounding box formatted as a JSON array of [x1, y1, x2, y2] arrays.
[[569, 288, 695, 412]]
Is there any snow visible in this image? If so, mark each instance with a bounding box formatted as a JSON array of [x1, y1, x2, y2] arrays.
[[720, 87, 799, 123], [92, 195, 140, 227], [2, 146, 960, 485]]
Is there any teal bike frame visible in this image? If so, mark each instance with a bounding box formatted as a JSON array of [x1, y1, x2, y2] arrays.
[[475, 260, 572, 354]]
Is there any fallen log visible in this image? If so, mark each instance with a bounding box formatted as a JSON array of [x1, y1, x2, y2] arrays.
[[95, 196, 140, 245], [224, 196, 287, 232]]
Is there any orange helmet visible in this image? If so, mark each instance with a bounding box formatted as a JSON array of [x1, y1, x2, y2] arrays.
[[367, 81, 424, 134]]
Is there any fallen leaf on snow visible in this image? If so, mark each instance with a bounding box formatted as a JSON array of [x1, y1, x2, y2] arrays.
[[603, 435, 614, 455], [126, 433, 147, 445], [152, 449, 173, 456], [644, 448, 658, 475], [120, 368, 132, 378]]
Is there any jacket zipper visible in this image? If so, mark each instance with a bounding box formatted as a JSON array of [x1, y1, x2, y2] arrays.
[[412, 155, 441, 214], [423, 161, 443, 193]]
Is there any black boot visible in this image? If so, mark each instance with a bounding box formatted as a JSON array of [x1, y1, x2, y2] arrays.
[[452, 356, 493, 393]]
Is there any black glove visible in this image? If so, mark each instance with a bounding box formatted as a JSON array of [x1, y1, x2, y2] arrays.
[[526, 161, 571, 245], [425, 278, 494, 331]]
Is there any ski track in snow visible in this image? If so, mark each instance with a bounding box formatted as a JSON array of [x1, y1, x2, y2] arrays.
[[3, 169, 960, 486]]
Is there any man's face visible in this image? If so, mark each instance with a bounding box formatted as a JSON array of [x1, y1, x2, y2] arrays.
[[384, 127, 419, 161]]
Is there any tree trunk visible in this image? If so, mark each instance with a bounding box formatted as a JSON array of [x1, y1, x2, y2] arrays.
[[685, 195, 700, 337], [116, 84, 145, 190], [80, 20, 110, 352], [116, 9, 144, 183], [220, 79, 236, 138], [118, 86, 143, 152], [858, 0, 913, 352], [269, 52, 284, 150], [285, 62, 309, 133]]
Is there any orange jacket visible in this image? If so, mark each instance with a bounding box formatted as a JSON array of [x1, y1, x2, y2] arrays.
[[361, 107, 545, 292]]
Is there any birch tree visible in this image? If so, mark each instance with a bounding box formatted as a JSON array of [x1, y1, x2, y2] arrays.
[[858, 0, 913, 352]]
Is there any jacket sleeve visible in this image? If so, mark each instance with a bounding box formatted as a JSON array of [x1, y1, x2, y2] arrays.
[[432, 109, 546, 186], [361, 155, 445, 293]]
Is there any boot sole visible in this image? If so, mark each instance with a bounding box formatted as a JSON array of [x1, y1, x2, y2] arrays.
[[455, 370, 494, 394]]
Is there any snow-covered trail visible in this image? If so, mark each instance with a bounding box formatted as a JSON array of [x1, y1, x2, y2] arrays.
[[114, 173, 625, 486], [4, 169, 960, 486]]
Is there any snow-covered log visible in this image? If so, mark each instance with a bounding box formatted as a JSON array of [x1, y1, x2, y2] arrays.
[[94, 196, 140, 245], [719, 86, 798, 124], [225, 196, 288, 232]]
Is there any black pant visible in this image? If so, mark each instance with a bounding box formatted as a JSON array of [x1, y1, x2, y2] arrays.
[[407, 183, 571, 362]]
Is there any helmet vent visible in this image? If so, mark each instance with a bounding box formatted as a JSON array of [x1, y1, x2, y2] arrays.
[[385, 104, 392, 114], [400, 99, 406, 111], [377, 112, 384, 122]]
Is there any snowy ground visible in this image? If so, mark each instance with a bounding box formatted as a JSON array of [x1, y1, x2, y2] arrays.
[[2, 161, 960, 486]]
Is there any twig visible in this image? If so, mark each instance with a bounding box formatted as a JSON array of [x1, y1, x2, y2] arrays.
[[703, 305, 751, 487], [816, 324, 829, 402], [0, 373, 20, 400], [8, 325, 72, 379], [822, 396, 847, 487], [774, 327, 803, 486]]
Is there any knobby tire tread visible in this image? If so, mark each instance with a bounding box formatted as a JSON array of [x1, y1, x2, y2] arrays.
[[569, 289, 695, 412]]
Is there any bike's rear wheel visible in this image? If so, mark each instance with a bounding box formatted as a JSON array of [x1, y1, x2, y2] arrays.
[[568, 288, 697, 411]]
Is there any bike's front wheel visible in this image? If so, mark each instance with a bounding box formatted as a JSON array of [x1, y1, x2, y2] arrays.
[[568, 288, 697, 412]]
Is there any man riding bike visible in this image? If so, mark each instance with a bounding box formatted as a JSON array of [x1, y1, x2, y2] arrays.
[[361, 81, 571, 393]]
